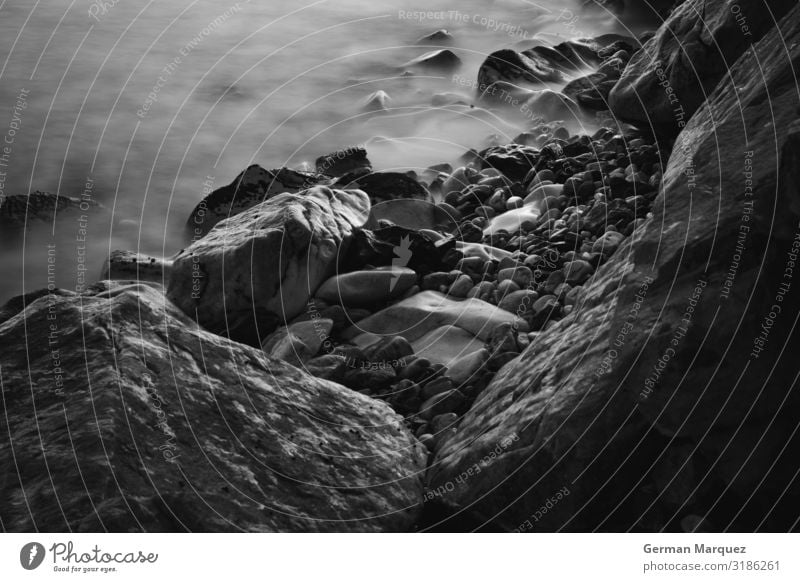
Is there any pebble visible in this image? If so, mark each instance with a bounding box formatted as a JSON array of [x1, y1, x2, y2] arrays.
[[498, 266, 533, 288], [495, 279, 522, 298], [562, 259, 594, 285], [447, 348, 489, 386], [506, 196, 524, 210]]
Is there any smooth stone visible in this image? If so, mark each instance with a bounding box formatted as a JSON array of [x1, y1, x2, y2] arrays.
[[524, 184, 563, 205], [167, 186, 370, 346], [448, 274, 474, 298], [483, 205, 541, 235], [592, 231, 626, 255], [367, 199, 458, 232], [502, 196, 520, 211], [418, 390, 466, 421], [262, 319, 334, 365], [412, 325, 486, 369], [341, 291, 528, 344], [316, 266, 417, 307], [0, 281, 425, 532], [456, 241, 513, 262], [562, 260, 594, 285], [447, 348, 490, 386], [498, 266, 533, 288], [363, 90, 391, 112], [498, 290, 538, 315]]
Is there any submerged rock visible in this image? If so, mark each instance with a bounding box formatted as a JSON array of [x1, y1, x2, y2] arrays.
[[101, 250, 172, 284], [404, 49, 462, 71], [0, 191, 101, 229], [315, 146, 371, 177], [0, 282, 425, 531]]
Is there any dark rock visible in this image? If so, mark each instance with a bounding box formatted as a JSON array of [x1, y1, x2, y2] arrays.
[[315, 146, 371, 177], [609, 0, 795, 135], [186, 165, 326, 236], [337, 171, 430, 204], [0, 282, 425, 531]]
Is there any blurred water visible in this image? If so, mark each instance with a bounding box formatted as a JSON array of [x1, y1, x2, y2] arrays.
[[0, 0, 651, 302]]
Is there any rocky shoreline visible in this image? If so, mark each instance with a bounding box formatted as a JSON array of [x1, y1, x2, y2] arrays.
[[2, 0, 800, 532]]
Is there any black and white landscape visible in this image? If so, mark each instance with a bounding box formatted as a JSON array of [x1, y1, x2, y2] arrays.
[[0, 0, 799, 532]]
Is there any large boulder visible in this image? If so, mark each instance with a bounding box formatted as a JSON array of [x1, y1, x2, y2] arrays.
[[187, 165, 327, 236], [0, 282, 426, 531], [168, 185, 370, 345], [609, 0, 795, 135], [426, 4, 800, 532], [477, 36, 636, 100]]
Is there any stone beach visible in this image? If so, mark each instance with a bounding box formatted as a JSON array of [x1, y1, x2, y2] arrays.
[[2, 0, 800, 532]]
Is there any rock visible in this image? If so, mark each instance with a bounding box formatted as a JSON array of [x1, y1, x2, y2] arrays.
[[186, 165, 325, 235], [418, 390, 466, 421], [411, 325, 486, 368], [367, 199, 458, 232], [448, 274, 474, 298], [478, 144, 539, 182], [592, 230, 626, 256], [431, 92, 469, 106], [495, 279, 521, 299], [261, 318, 333, 366], [498, 290, 538, 315], [404, 49, 462, 71], [420, 376, 455, 401], [429, 412, 459, 435], [340, 226, 456, 277], [338, 171, 430, 204], [483, 205, 541, 236], [456, 241, 513, 262], [0, 191, 102, 229], [416, 29, 454, 45], [447, 348, 490, 386], [315, 146, 371, 177], [0, 281, 425, 531], [305, 354, 348, 383], [167, 185, 370, 346], [609, 0, 795, 135], [562, 259, 594, 285], [315, 266, 417, 308], [426, 5, 800, 531], [477, 36, 636, 99], [102, 250, 172, 284], [342, 291, 527, 345], [342, 365, 397, 393], [363, 90, 391, 112]]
